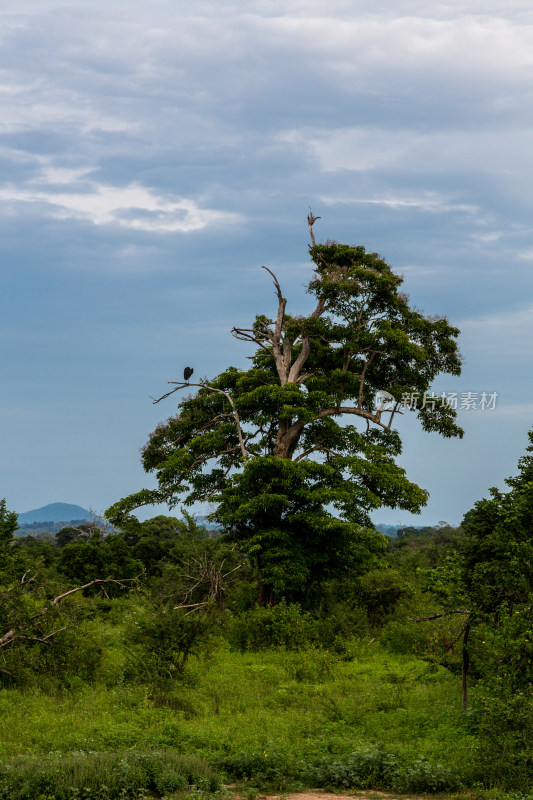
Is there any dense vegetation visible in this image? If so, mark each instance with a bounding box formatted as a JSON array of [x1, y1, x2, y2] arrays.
[[1, 446, 532, 800], [2, 234, 531, 799]]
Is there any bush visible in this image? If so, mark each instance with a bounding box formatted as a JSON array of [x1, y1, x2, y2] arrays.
[[306, 749, 458, 792], [471, 683, 533, 790], [0, 751, 220, 800], [379, 616, 430, 655], [123, 602, 217, 685], [356, 568, 410, 622], [0, 618, 104, 690], [227, 601, 320, 651], [219, 747, 459, 792]]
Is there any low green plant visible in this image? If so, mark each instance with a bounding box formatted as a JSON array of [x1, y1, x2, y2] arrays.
[[0, 751, 220, 800], [219, 746, 459, 792], [470, 682, 533, 790], [227, 600, 319, 651], [0, 642, 481, 791], [122, 601, 217, 686]]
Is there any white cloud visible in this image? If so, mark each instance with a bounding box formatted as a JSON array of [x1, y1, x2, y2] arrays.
[[471, 231, 503, 243], [281, 125, 533, 184], [321, 191, 479, 215], [36, 166, 95, 184], [0, 84, 136, 136], [0, 180, 241, 233]]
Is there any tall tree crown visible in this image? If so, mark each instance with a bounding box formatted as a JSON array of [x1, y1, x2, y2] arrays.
[[106, 234, 463, 600]]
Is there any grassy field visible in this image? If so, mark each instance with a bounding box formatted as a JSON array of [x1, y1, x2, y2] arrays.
[[0, 636, 481, 798]]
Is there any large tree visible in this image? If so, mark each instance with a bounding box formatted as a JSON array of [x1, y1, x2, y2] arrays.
[[107, 219, 463, 602]]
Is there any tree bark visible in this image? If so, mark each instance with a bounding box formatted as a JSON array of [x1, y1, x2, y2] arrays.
[[462, 620, 470, 710]]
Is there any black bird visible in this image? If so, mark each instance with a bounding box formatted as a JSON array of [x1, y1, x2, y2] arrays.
[[184, 366, 194, 381]]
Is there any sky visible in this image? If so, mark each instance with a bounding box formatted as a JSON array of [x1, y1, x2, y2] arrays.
[[1, 0, 533, 527]]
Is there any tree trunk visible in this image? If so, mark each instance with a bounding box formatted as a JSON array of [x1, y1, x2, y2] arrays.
[[461, 620, 470, 710], [257, 584, 276, 606]]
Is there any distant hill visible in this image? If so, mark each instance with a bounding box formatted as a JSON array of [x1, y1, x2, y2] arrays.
[[17, 503, 92, 525], [194, 515, 220, 530], [374, 523, 401, 537], [374, 523, 432, 537]]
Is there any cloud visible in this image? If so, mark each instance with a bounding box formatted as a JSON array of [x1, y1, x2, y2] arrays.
[[320, 191, 479, 215], [471, 231, 503, 243], [0, 177, 242, 233], [280, 125, 533, 184]]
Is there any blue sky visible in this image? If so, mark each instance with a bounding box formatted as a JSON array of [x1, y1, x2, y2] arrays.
[[1, 0, 532, 526]]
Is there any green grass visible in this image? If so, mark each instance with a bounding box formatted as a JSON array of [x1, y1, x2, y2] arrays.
[[0, 638, 477, 793]]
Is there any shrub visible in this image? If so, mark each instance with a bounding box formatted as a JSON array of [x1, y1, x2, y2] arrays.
[[219, 747, 459, 792], [379, 616, 430, 655], [123, 603, 216, 685], [227, 601, 320, 651], [0, 751, 220, 800], [471, 683, 533, 790]]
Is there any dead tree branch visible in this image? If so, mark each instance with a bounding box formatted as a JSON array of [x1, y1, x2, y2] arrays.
[[0, 578, 136, 651], [153, 381, 249, 463], [307, 208, 320, 246]]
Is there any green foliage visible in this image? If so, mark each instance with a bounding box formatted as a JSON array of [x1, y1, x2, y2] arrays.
[[214, 456, 392, 602], [396, 429, 533, 787], [0, 750, 219, 800], [307, 748, 458, 792], [356, 567, 410, 621], [55, 525, 91, 548], [117, 513, 213, 578], [220, 744, 458, 792], [465, 602, 533, 791], [0, 577, 105, 689], [227, 601, 319, 651], [0, 499, 18, 548], [470, 683, 533, 791], [379, 616, 431, 655], [58, 532, 142, 585], [0, 642, 476, 784], [452, 429, 533, 618], [123, 602, 217, 686]]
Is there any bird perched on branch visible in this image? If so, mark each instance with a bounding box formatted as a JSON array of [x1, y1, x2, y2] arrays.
[[184, 366, 194, 381]]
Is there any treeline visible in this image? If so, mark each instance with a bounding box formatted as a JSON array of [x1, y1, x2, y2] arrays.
[[14, 519, 92, 536]]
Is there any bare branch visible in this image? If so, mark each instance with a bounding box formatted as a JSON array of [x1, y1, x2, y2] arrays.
[[0, 630, 17, 649], [0, 666, 16, 679], [260, 266, 288, 384], [358, 352, 376, 409], [155, 381, 249, 463], [18, 628, 67, 645], [232, 328, 272, 352], [1, 580, 136, 652], [261, 265, 284, 305], [307, 207, 321, 246], [51, 578, 134, 606], [287, 337, 311, 384], [409, 610, 471, 622], [317, 405, 389, 428], [293, 444, 343, 463]]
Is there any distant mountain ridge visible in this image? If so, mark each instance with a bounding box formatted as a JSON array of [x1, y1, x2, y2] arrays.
[[18, 503, 92, 524]]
